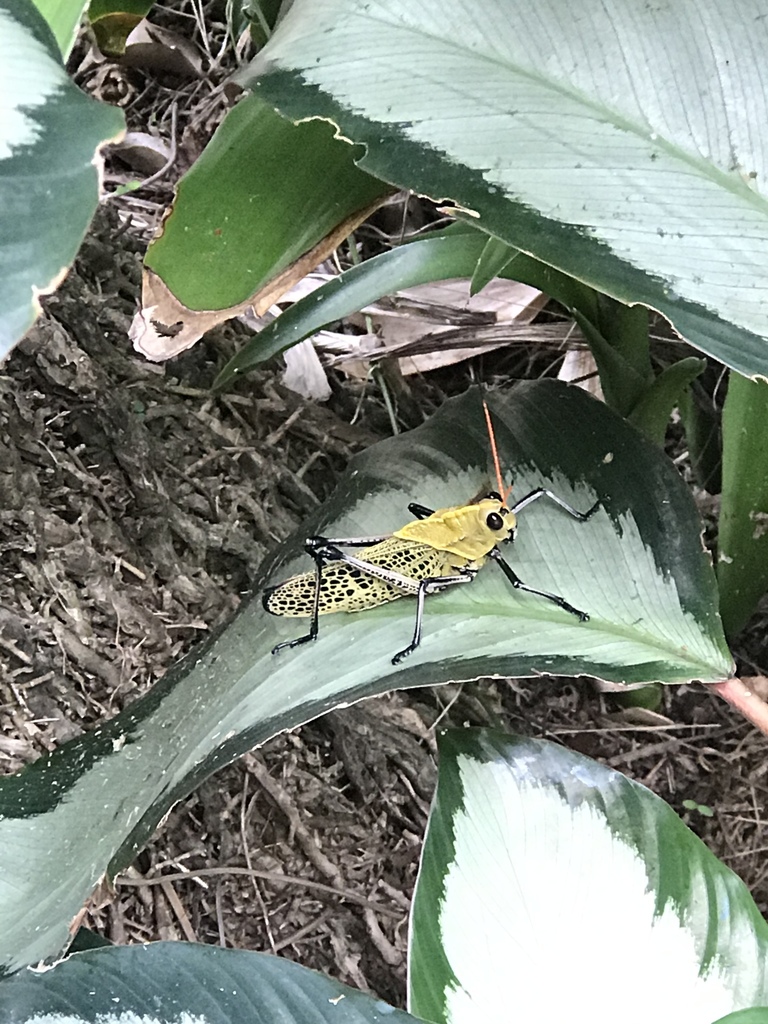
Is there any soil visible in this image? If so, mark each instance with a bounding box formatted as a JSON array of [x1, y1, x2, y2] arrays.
[[2, 5, 768, 1009]]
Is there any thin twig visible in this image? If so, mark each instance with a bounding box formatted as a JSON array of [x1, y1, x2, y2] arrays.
[[116, 866, 400, 916]]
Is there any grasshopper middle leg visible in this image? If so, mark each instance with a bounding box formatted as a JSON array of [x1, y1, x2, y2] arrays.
[[488, 548, 589, 621], [392, 569, 476, 665]]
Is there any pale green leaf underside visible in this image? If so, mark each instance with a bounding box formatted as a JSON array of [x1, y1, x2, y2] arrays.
[[0, 382, 730, 972], [244, 0, 768, 376], [409, 732, 768, 1024]]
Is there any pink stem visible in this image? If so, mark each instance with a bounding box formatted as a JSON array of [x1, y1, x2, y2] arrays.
[[708, 677, 768, 736]]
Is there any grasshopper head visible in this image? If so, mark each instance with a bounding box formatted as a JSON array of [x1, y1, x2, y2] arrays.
[[475, 496, 516, 547], [394, 494, 517, 561], [424, 495, 516, 561]]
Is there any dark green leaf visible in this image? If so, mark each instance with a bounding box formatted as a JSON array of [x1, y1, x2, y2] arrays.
[[87, 0, 155, 56], [242, 0, 768, 377], [718, 374, 768, 636], [628, 356, 707, 444], [214, 227, 605, 389], [572, 309, 649, 417], [144, 93, 388, 311], [469, 235, 515, 296], [0, 943, 417, 1023], [214, 231, 489, 387]]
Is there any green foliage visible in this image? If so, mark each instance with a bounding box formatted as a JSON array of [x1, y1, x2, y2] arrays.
[[718, 375, 768, 637], [0, 943, 419, 1024], [9, 0, 768, 627], [469, 235, 516, 296], [144, 93, 388, 311], [242, 0, 768, 379], [682, 798, 715, 818], [31, 0, 88, 56], [87, 0, 155, 55], [0, 0, 124, 357], [4, 1, 768, 1017], [2, 732, 766, 1024], [711, 1011, 768, 1024], [0, 384, 732, 973], [243, 0, 283, 46]]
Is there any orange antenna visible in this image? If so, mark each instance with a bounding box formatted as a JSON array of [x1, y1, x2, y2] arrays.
[[482, 398, 512, 504]]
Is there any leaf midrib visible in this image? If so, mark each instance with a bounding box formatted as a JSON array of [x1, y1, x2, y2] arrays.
[[375, 594, 730, 676]]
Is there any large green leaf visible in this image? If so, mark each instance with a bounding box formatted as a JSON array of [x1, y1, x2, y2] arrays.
[[0, 382, 731, 972], [240, 0, 768, 378], [0, 942, 418, 1023], [0, 0, 124, 359], [143, 92, 388, 311], [410, 730, 768, 1024]]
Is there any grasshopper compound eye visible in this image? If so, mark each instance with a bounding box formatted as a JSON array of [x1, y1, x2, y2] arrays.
[[485, 511, 505, 531]]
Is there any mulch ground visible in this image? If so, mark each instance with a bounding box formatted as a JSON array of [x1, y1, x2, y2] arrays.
[[1, 4, 767, 1008]]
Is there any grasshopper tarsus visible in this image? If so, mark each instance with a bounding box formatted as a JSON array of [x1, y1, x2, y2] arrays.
[[391, 646, 414, 666], [271, 633, 317, 656], [566, 606, 590, 623]]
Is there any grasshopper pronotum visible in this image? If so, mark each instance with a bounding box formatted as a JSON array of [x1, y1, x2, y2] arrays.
[[264, 401, 599, 665]]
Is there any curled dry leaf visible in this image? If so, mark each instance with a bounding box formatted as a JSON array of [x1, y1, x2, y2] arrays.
[[559, 346, 605, 400], [281, 338, 331, 401], [111, 132, 173, 175], [345, 277, 548, 375], [121, 20, 204, 78]]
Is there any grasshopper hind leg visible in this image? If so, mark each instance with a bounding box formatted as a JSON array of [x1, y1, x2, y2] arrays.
[[266, 540, 327, 655], [266, 533, 408, 656]]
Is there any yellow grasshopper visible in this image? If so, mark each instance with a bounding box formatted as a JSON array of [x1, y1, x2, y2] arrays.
[[264, 401, 599, 665]]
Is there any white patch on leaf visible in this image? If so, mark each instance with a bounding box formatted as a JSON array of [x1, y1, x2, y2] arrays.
[[0, 11, 63, 160], [439, 755, 738, 1024]]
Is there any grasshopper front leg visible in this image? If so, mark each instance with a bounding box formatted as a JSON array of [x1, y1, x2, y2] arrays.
[[511, 489, 600, 521], [488, 548, 590, 621]]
